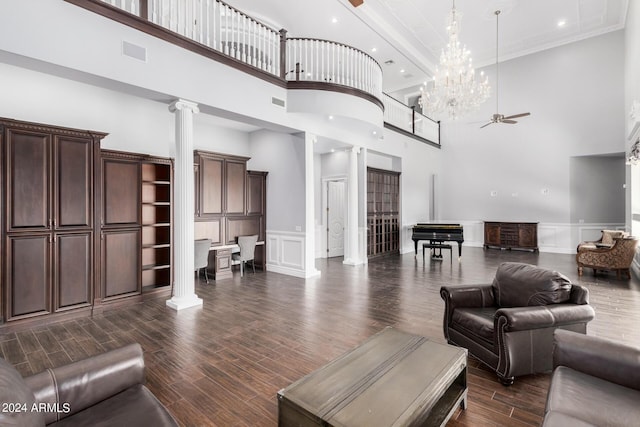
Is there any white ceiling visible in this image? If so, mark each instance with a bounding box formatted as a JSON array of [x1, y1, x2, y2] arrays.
[[224, 0, 628, 93]]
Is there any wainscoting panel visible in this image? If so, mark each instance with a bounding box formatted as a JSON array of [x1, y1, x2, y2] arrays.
[[266, 230, 311, 278]]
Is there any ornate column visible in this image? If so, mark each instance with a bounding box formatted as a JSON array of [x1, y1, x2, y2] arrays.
[[166, 99, 203, 311], [344, 145, 361, 265]]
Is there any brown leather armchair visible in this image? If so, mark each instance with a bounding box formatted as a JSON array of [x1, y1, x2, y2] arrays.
[[0, 343, 177, 426], [440, 262, 595, 385], [576, 236, 638, 279], [543, 330, 640, 426]]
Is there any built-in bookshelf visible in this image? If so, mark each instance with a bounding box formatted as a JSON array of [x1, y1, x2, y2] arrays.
[[141, 161, 173, 293]]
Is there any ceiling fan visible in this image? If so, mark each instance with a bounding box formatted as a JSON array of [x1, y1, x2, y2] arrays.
[[481, 10, 530, 129]]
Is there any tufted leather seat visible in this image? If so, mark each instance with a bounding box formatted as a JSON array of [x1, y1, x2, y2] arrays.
[[440, 262, 595, 385]]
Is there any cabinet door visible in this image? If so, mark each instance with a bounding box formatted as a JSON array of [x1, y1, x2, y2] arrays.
[[518, 224, 538, 248], [6, 129, 51, 232], [200, 156, 223, 216], [102, 229, 141, 298], [55, 232, 92, 311], [6, 234, 51, 320], [225, 160, 246, 214], [103, 159, 140, 226], [247, 172, 266, 215], [484, 223, 501, 246], [56, 136, 93, 229]]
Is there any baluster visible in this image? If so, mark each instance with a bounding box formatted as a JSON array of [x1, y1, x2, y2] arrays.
[[317, 40, 321, 81], [267, 30, 271, 73], [257, 25, 267, 70], [321, 41, 325, 82], [205, 0, 210, 46], [191, 0, 196, 40], [198, 0, 202, 43], [152, 0, 157, 23], [271, 31, 276, 74], [247, 19, 251, 65], [227, 9, 238, 58], [233, 10, 239, 59], [223, 5, 228, 55], [251, 21, 257, 67], [241, 16, 246, 63], [359, 52, 363, 91], [332, 43, 336, 83], [360, 52, 364, 91]]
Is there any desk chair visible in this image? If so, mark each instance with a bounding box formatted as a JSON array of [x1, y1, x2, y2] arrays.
[[194, 238, 211, 283], [232, 235, 258, 277]]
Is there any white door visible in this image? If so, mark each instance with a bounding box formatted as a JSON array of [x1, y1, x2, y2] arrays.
[[327, 181, 346, 258]]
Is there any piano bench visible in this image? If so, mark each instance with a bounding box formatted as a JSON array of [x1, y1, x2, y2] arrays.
[[423, 243, 452, 263]]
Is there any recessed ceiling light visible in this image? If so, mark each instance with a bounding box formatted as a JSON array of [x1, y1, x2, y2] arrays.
[[330, 148, 336, 153], [371, 47, 377, 52], [400, 69, 405, 73], [328, 115, 334, 120], [372, 130, 377, 136], [557, 19, 566, 27], [331, 17, 338, 24]]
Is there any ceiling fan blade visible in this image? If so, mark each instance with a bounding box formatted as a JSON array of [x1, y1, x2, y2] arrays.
[[480, 122, 494, 129], [502, 112, 530, 120], [502, 120, 518, 124]]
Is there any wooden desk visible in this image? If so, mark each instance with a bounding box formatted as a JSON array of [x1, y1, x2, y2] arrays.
[[278, 327, 467, 427], [207, 241, 265, 280]]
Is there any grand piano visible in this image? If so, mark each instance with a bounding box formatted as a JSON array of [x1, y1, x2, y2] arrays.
[[412, 223, 464, 259]]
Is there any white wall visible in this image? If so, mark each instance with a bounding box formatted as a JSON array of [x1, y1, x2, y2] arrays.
[[248, 130, 306, 232], [439, 31, 625, 252]]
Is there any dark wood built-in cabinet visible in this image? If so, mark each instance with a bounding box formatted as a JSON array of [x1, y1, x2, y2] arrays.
[[1, 118, 106, 324], [367, 167, 400, 258], [101, 153, 141, 302], [1, 118, 268, 329], [100, 150, 173, 304], [484, 221, 538, 252], [194, 150, 266, 278]]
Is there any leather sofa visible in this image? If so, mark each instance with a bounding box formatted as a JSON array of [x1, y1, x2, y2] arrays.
[[440, 262, 595, 384], [543, 329, 640, 426], [0, 343, 177, 426]]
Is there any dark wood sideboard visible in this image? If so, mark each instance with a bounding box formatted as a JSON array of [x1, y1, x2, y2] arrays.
[[484, 221, 539, 252]]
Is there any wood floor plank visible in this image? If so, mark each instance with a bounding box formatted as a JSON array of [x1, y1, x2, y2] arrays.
[[16, 330, 41, 354], [2, 248, 640, 426]]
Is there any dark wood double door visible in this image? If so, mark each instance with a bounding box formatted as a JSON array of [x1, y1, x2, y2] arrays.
[[367, 167, 400, 258], [2, 120, 105, 322]]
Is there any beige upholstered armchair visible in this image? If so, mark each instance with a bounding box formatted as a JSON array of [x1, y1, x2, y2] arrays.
[[576, 236, 638, 279]]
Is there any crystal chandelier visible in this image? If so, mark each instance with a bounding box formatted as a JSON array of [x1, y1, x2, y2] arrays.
[[420, 0, 490, 120]]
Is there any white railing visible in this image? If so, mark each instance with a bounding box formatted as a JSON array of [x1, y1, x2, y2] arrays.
[[285, 38, 383, 101], [148, 0, 281, 76], [383, 94, 440, 145], [97, 0, 385, 101]]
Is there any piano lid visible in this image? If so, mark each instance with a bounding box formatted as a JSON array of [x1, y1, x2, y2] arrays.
[[413, 223, 462, 230]]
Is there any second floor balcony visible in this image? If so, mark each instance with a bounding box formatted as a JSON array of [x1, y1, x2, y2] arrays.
[[65, 0, 439, 146]]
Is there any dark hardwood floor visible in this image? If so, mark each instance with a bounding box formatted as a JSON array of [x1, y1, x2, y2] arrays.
[[2, 247, 640, 426]]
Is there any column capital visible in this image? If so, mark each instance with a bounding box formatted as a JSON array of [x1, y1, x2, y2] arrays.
[[351, 145, 361, 154], [169, 99, 200, 114]]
